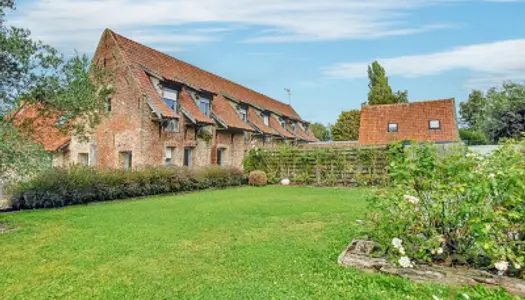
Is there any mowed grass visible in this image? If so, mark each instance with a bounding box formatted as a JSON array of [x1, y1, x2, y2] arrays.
[[0, 186, 514, 299]]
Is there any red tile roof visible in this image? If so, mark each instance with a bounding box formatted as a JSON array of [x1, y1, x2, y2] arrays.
[[135, 68, 178, 118], [178, 89, 214, 124], [247, 108, 279, 135], [12, 104, 71, 152], [294, 125, 319, 142], [107, 30, 303, 130], [269, 115, 295, 139], [358, 99, 459, 145]]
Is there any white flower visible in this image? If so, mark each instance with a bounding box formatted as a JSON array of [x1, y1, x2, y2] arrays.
[[392, 238, 403, 249], [404, 195, 420, 204], [488, 173, 495, 179], [432, 296, 442, 300], [398, 247, 405, 255], [495, 261, 509, 275], [398, 256, 412, 268], [436, 247, 443, 255], [515, 263, 521, 270], [280, 178, 290, 186], [462, 294, 470, 300]]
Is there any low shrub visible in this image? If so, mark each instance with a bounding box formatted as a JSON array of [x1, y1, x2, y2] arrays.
[[459, 129, 491, 145], [8, 165, 246, 210], [248, 171, 267, 186], [363, 140, 525, 277]]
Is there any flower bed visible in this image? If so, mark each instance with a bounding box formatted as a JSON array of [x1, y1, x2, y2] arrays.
[[362, 140, 525, 278]]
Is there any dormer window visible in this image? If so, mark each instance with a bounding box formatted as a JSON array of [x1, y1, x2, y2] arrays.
[[199, 96, 211, 117], [263, 114, 269, 126], [279, 118, 286, 129], [163, 88, 178, 112], [239, 107, 247, 122]]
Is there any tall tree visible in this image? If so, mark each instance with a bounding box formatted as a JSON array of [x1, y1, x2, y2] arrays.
[[459, 90, 486, 131], [367, 61, 408, 105], [331, 110, 360, 141], [481, 81, 525, 142], [0, 1, 113, 183], [309, 122, 331, 141]]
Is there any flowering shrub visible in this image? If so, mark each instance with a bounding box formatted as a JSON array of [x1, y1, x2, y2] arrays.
[[364, 140, 525, 277]]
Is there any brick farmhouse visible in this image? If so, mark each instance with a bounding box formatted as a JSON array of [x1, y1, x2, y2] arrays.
[[14, 29, 318, 169], [358, 99, 459, 145]]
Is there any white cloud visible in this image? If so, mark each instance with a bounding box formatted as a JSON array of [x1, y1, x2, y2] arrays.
[[324, 39, 525, 88], [8, 0, 513, 52]]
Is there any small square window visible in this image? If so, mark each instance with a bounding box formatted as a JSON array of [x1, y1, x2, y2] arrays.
[[388, 123, 398, 133], [78, 153, 89, 166], [164, 119, 179, 133], [429, 120, 441, 129]]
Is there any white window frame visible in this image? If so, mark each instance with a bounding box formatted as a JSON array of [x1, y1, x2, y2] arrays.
[[199, 97, 211, 117], [162, 88, 178, 112], [429, 120, 441, 130], [263, 114, 269, 126], [388, 123, 398, 133], [165, 147, 175, 165]]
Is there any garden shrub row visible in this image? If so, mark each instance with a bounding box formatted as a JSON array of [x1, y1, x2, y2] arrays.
[[8, 166, 246, 210], [363, 140, 525, 278]]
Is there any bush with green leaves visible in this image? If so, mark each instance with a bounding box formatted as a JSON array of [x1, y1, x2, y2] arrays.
[[8, 165, 246, 210], [364, 141, 525, 277], [459, 129, 491, 145]]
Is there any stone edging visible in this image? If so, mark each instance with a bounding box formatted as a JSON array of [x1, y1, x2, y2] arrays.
[[338, 240, 525, 297]]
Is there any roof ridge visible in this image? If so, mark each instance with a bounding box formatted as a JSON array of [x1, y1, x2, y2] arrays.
[[363, 98, 454, 108], [108, 29, 298, 114]]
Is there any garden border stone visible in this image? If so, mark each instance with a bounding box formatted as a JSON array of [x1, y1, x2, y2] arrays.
[[338, 240, 525, 297]]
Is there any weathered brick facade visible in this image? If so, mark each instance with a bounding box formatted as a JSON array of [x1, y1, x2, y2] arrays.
[[358, 99, 459, 145], [39, 29, 317, 169]]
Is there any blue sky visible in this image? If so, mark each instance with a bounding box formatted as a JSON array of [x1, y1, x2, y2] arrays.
[[10, 0, 525, 124]]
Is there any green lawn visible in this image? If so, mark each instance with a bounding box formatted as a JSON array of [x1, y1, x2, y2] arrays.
[[0, 186, 514, 299]]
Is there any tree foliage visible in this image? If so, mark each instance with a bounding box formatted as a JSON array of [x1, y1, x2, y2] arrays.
[[331, 110, 360, 141], [367, 61, 408, 105], [309, 122, 330, 141], [460, 82, 525, 143], [459, 90, 486, 130], [0, 1, 113, 183], [481, 82, 525, 142]]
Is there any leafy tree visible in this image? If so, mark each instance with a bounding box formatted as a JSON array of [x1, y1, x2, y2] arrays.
[[0, 1, 113, 183], [459, 90, 486, 130], [331, 110, 360, 141], [309, 122, 330, 141], [367, 61, 408, 105], [481, 81, 525, 142]]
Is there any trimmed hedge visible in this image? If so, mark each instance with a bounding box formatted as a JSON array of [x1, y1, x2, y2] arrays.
[[8, 166, 246, 210]]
